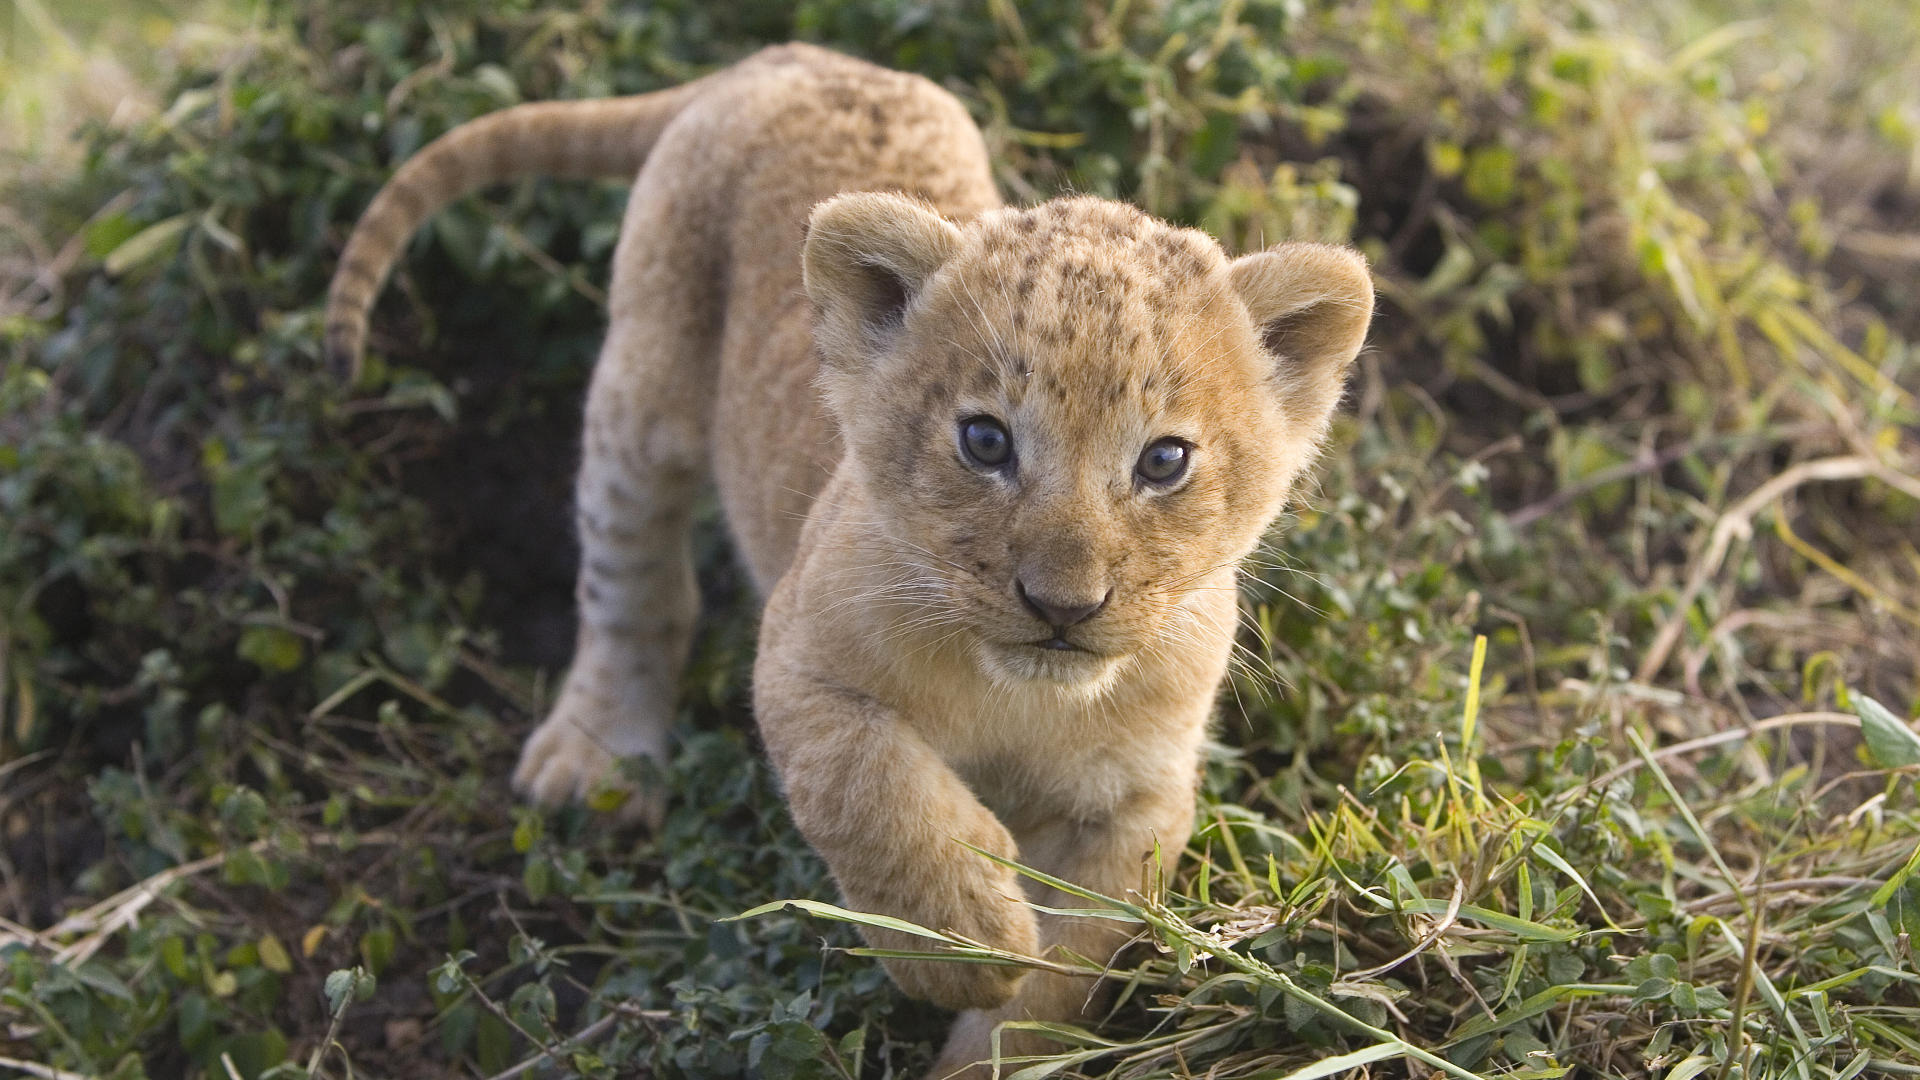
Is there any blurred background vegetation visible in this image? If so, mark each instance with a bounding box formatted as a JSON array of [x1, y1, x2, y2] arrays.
[[2, 0, 1917, 1077]]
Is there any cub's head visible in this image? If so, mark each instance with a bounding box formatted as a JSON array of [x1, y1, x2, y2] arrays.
[[803, 193, 1372, 693]]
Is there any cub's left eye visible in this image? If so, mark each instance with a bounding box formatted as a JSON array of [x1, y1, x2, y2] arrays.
[[959, 415, 1014, 469], [1136, 438, 1191, 487]]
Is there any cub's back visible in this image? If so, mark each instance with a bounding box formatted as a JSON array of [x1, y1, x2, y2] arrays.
[[628, 44, 1001, 588]]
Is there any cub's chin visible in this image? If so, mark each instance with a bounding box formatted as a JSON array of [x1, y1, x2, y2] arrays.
[[973, 638, 1127, 698]]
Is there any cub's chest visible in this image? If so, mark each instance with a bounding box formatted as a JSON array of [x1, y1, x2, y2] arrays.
[[896, 658, 1208, 823], [954, 745, 1146, 833], [929, 704, 1186, 825]]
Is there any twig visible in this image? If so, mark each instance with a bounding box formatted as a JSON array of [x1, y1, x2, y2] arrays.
[[1339, 878, 1465, 983], [0, 748, 53, 786], [1836, 231, 1920, 261], [482, 204, 609, 308], [41, 849, 241, 966], [304, 970, 363, 1080], [1636, 455, 1920, 682], [1689, 876, 1880, 914], [1507, 438, 1702, 528], [1580, 711, 1859, 793], [1714, 895, 1765, 1080], [483, 1008, 669, 1080], [0, 1055, 94, 1080], [3, 833, 401, 963]]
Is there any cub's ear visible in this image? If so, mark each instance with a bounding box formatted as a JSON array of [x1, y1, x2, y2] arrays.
[[1228, 243, 1374, 428], [803, 192, 963, 368]]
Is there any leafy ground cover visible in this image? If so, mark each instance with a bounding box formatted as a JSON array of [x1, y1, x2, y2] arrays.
[[3, 0, 1918, 1077]]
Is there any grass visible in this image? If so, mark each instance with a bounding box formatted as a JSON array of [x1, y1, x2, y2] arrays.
[[2, 0, 1918, 1077]]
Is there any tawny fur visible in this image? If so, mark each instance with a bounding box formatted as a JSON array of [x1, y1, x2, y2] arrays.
[[324, 43, 1373, 1079]]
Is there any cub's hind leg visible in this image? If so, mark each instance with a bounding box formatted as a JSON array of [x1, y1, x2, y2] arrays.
[[513, 185, 721, 825]]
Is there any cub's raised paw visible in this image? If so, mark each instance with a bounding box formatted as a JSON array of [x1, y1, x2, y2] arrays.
[[870, 874, 1040, 1011], [888, 947, 1030, 1013], [512, 704, 667, 828]]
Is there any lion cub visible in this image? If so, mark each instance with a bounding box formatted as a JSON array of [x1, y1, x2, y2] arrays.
[[327, 43, 1371, 1078]]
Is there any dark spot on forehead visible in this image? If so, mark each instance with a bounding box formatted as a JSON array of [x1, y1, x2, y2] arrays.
[[1146, 239, 1212, 290], [821, 82, 859, 110]]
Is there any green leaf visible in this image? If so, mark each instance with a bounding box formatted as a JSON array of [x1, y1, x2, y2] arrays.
[[72, 960, 137, 1002], [1869, 841, 1920, 907], [103, 214, 192, 275], [1273, 1041, 1407, 1080], [162, 935, 192, 979], [842, 947, 1027, 967], [85, 212, 143, 258], [1855, 694, 1920, 769], [837, 1027, 867, 1080], [728, 898, 960, 943], [1664, 1059, 1717, 1080], [324, 967, 374, 1012], [359, 928, 395, 975], [523, 856, 551, 901], [1464, 145, 1518, 207], [203, 1029, 287, 1078], [1449, 984, 1634, 1043], [1391, 898, 1579, 943], [257, 935, 292, 974]]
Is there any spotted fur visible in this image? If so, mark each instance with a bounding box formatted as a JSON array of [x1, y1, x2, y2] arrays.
[[323, 44, 1373, 1079]]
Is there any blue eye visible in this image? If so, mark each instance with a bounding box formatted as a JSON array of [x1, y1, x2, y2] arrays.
[[1136, 438, 1190, 486], [960, 416, 1012, 468]]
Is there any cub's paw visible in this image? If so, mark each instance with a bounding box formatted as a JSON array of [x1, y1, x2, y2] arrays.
[[511, 700, 667, 827], [873, 875, 1040, 1011], [927, 1011, 1040, 1080], [887, 949, 1029, 1013]]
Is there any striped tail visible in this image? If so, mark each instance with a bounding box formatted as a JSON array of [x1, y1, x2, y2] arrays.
[[325, 80, 705, 378]]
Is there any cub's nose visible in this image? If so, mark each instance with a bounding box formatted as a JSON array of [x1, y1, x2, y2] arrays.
[[1016, 579, 1111, 629]]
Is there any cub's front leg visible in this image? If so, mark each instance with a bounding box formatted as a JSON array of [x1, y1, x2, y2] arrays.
[[930, 776, 1199, 1079], [755, 672, 1041, 1011]]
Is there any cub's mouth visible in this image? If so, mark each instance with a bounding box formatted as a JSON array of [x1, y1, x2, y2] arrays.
[[973, 630, 1124, 695]]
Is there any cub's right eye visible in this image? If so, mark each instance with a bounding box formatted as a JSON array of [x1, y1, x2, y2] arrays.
[[959, 416, 1013, 469]]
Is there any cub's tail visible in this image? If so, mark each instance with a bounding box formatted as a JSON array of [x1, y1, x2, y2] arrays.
[[324, 80, 706, 377]]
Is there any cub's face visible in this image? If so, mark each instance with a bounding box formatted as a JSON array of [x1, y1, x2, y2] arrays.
[[805, 196, 1372, 692]]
